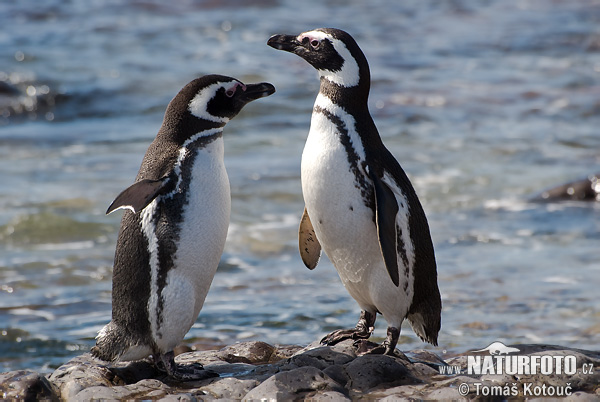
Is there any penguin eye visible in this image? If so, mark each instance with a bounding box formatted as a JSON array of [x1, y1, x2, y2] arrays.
[[310, 39, 320, 49], [225, 88, 235, 97]]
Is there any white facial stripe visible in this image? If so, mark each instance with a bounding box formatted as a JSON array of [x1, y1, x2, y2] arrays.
[[188, 81, 239, 123], [297, 30, 330, 43], [300, 30, 360, 88], [107, 205, 136, 214]]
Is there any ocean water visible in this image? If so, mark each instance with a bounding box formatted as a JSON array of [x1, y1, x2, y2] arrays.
[[1, 0, 599, 373]]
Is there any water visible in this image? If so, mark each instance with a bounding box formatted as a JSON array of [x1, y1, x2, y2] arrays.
[[1, 0, 599, 373]]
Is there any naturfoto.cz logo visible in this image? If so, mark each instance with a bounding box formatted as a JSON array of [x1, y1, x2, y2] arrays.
[[467, 342, 577, 375], [442, 342, 595, 397]]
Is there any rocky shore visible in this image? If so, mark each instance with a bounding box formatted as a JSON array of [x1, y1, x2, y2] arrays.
[[1, 339, 598, 400]]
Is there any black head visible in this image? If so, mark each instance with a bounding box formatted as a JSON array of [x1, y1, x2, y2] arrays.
[[162, 75, 275, 139], [267, 28, 369, 88], [179, 74, 274, 122]]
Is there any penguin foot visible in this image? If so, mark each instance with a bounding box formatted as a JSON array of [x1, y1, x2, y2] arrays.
[[154, 351, 219, 382], [320, 310, 376, 346], [355, 326, 400, 356], [321, 328, 364, 345]]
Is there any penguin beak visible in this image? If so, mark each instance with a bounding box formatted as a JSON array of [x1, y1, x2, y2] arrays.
[[267, 34, 301, 53], [237, 82, 276, 104]]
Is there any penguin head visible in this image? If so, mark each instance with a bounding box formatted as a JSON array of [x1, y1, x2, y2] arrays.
[[182, 75, 275, 124], [267, 28, 369, 88]]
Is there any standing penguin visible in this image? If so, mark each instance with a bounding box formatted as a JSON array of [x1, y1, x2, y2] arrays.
[[91, 75, 275, 380], [267, 29, 441, 355]]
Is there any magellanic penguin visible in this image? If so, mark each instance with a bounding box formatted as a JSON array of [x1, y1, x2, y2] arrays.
[[268, 29, 441, 355], [91, 75, 275, 380]]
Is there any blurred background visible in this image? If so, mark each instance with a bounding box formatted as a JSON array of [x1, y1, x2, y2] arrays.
[[1, 0, 599, 373]]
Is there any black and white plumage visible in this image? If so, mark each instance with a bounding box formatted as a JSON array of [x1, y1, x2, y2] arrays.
[[268, 28, 441, 355], [91, 75, 275, 380]]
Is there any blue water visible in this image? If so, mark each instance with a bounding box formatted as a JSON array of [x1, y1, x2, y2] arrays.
[[1, 0, 599, 373]]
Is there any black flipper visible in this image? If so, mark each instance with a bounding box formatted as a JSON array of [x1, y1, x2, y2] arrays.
[[106, 178, 170, 215], [370, 170, 400, 287], [299, 207, 321, 269]]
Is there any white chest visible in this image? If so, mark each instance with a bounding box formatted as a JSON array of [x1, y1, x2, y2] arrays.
[[175, 138, 230, 286], [301, 99, 383, 297], [300, 94, 417, 319], [143, 137, 230, 351]]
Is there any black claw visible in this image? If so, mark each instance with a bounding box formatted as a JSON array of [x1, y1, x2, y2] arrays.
[[321, 328, 357, 345], [321, 310, 377, 346], [355, 326, 400, 356]]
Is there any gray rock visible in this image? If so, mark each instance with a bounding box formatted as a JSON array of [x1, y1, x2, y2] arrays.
[[217, 341, 276, 364], [158, 395, 198, 402], [344, 354, 421, 393], [564, 391, 600, 401], [406, 348, 448, 368], [242, 366, 346, 400], [48, 354, 118, 400], [282, 344, 355, 371], [322, 364, 349, 387], [309, 390, 352, 401], [0, 370, 57, 400], [72, 379, 170, 401], [4, 341, 598, 400], [198, 377, 259, 399]]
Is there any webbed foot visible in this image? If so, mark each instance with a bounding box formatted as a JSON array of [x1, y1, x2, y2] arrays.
[[320, 310, 376, 346]]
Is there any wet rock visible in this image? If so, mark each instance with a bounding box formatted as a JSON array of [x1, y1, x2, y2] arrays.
[[533, 174, 600, 202], [308, 390, 352, 401], [242, 366, 346, 400], [0, 370, 57, 401], [344, 354, 420, 393], [282, 344, 355, 371], [2, 341, 599, 400], [48, 354, 118, 400], [217, 340, 276, 364], [198, 376, 259, 399], [73, 379, 170, 401]]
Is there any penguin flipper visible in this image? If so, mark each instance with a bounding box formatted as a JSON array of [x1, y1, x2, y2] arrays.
[[299, 206, 321, 269], [370, 170, 400, 287], [106, 178, 169, 215]]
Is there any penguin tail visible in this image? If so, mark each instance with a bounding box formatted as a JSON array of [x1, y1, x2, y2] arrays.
[[91, 321, 151, 362], [407, 311, 440, 346], [90, 321, 121, 362], [407, 298, 442, 346]]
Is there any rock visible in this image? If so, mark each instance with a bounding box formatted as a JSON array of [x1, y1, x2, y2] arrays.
[[308, 390, 352, 401], [283, 343, 355, 371], [198, 377, 259, 399], [533, 174, 600, 202], [344, 354, 420, 393], [1, 341, 599, 400], [217, 341, 276, 364], [0, 370, 57, 400], [72, 379, 170, 401], [242, 366, 346, 400], [48, 354, 119, 400]]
